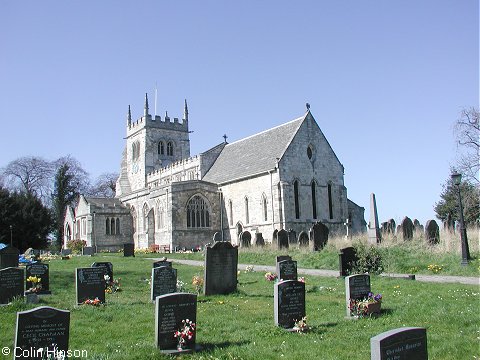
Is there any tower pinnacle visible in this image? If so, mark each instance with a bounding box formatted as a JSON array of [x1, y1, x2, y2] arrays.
[[183, 99, 189, 122], [127, 105, 132, 126], [144, 93, 149, 116]]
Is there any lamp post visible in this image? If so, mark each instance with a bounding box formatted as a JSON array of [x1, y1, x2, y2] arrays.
[[451, 171, 471, 265], [9, 225, 13, 247]]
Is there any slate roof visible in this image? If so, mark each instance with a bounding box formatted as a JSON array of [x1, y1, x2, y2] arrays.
[[202, 113, 307, 184], [84, 197, 124, 207]]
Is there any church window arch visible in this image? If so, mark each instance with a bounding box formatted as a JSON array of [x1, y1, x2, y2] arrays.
[[186, 195, 210, 228], [245, 197, 249, 224], [307, 144, 314, 160], [105, 218, 110, 235], [158, 141, 165, 155], [132, 141, 140, 160], [294, 180, 300, 219], [167, 142, 174, 156], [311, 180, 317, 219], [262, 193, 268, 221], [327, 182, 334, 219]]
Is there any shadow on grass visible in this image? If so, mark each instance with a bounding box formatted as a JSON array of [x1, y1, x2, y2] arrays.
[[199, 340, 251, 352]]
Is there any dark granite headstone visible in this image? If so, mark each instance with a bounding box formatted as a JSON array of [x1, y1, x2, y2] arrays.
[[345, 274, 371, 316], [371, 327, 428, 360], [123, 243, 135, 257], [298, 231, 309, 247], [339, 247, 359, 277], [277, 229, 289, 249], [0, 245, 20, 269], [276, 260, 298, 281], [155, 293, 197, 352], [153, 260, 173, 268], [240, 231, 252, 247], [82, 246, 95, 256], [61, 249, 72, 256], [204, 242, 238, 295], [288, 229, 297, 245], [151, 266, 177, 301], [310, 222, 329, 250], [0, 267, 24, 304], [425, 220, 440, 245], [91, 262, 114, 281], [387, 219, 396, 234], [255, 233, 265, 247], [14, 306, 70, 359], [401, 217, 414, 240], [75, 267, 106, 304], [26, 263, 50, 294], [274, 280, 306, 329], [276, 255, 292, 264]]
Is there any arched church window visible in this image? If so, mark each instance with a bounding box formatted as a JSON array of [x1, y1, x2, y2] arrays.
[[307, 145, 313, 160], [311, 181, 317, 219], [105, 218, 110, 235], [167, 142, 173, 156], [158, 141, 165, 155], [65, 225, 71, 241], [111, 218, 116, 235], [132, 141, 140, 160], [186, 195, 210, 228], [328, 183, 334, 219], [294, 180, 300, 219]]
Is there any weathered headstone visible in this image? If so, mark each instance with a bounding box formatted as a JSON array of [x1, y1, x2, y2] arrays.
[[212, 232, 222, 243], [0, 245, 20, 269], [401, 217, 414, 240], [82, 246, 95, 256], [26, 263, 51, 294], [339, 247, 358, 277], [368, 193, 381, 244], [387, 219, 396, 234], [240, 231, 252, 247], [310, 222, 329, 250], [61, 248, 72, 256], [274, 280, 306, 329], [204, 242, 238, 295], [345, 274, 371, 316], [151, 266, 177, 301], [277, 229, 289, 249], [276, 259, 298, 281], [0, 267, 24, 304], [155, 293, 197, 352], [276, 255, 292, 264], [272, 229, 279, 248], [425, 220, 440, 245], [370, 327, 428, 360], [413, 219, 424, 234], [255, 233, 265, 247], [123, 243, 135, 257], [91, 262, 114, 282], [14, 306, 70, 359], [288, 229, 297, 246], [298, 231, 309, 247], [75, 267, 105, 304], [153, 259, 173, 268]]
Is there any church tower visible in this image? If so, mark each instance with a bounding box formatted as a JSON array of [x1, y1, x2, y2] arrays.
[[123, 94, 191, 192]]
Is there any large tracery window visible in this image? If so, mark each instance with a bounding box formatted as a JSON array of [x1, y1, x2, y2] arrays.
[[186, 195, 210, 228]]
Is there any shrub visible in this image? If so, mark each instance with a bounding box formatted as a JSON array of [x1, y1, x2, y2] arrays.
[[352, 242, 384, 274], [67, 239, 86, 254]]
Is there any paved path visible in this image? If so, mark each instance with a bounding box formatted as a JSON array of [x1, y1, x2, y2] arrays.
[[155, 259, 479, 286]]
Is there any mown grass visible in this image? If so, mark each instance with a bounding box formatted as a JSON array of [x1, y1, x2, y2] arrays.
[[0, 254, 478, 360]]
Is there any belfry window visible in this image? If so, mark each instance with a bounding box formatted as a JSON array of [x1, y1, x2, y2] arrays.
[[186, 196, 210, 228], [167, 142, 173, 156], [158, 141, 165, 155]]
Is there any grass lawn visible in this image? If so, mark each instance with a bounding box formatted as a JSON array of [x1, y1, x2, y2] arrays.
[[0, 254, 478, 360]]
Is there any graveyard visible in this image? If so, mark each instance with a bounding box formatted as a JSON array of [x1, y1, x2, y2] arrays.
[[0, 237, 478, 359]]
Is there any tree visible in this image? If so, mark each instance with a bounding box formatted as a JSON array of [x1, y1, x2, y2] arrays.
[[454, 107, 479, 184], [89, 172, 118, 198], [434, 176, 480, 227]]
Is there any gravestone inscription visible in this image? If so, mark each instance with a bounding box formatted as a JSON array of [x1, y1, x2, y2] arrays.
[[274, 280, 306, 329], [0, 245, 19, 269], [26, 263, 50, 294], [91, 262, 114, 281], [0, 267, 24, 304], [204, 242, 238, 295], [370, 327, 428, 360], [75, 267, 105, 304], [345, 274, 371, 316], [151, 266, 177, 301], [14, 306, 70, 359], [276, 260, 298, 281]]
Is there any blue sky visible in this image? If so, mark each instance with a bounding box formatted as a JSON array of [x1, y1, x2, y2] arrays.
[[0, 1, 478, 226]]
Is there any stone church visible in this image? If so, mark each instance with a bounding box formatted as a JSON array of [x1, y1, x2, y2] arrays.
[[63, 94, 366, 251]]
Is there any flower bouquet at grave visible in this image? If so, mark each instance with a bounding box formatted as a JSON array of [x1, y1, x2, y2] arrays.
[[192, 276, 204, 294], [292, 316, 309, 334], [83, 297, 102, 306], [264, 272, 277, 282], [104, 275, 122, 294], [349, 292, 382, 317], [26, 276, 43, 294], [174, 319, 196, 351]]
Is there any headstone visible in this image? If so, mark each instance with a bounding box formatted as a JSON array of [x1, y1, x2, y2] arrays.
[[212, 232, 222, 242], [91, 262, 114, 282], [276, 259, 298, 281], [371, 327, 428, 360], [277, 229, 289, 249], [274, 280, 306, 329], [413, 219, 424, 234], [272, 229, 279, 248], [345, 274, 371, 317], [0, 267, 24, 304], [82, 246, 95, 256], [368, 193, 381, 244], [387, 219, 396, 234], [61, 248, 72, 256], [381, 222, 389, 235], [240, 231, 252, 247], [298, 231, 309, 247], [26, 263, 51, 294], [0, 245, 20, 269], [123, 243, 135, 257], [204, 242, 238, 295], [339, 247, 358, 277], [153, 259, 173, 268], [425, 220, 440, 245], [276, 255, 292, 264], [151, 266, 177, 301], [75, 267, 106, 304], [288, 229, 297, 246], [401, 217, 414, 240], [155, 293, 197, 352], [14, 306, 70, 359], [310, 222, 329, 250], [255, 233, 265, 247]]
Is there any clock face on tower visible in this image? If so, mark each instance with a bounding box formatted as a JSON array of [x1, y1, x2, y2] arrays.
[[132, 162, 139, 174]]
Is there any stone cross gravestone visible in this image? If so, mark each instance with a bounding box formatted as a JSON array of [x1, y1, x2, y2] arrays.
[[277, 229, 289, 249], [155, 293, 197, 353], [151, 266, 177, 301], [153, 260, 173, 268], [91, 262, 114, 282], [276, 259, 298, 281], [82, 246, 95, 256], [123, 243, 135, 257], [370, 327, 428, 360], [425, 220, 440, 245], [75, 267, 106, 304], [0, 267, 24, 305], [339, 247, 359, 277], [310, 222, 329, 250], [26, 263, 51, 294], [274, 280, 306, 329], [345, 274, 371, 316], [14, 306, 70, 359], [0, 245, 20, 269], [204, 242, 238, 295]]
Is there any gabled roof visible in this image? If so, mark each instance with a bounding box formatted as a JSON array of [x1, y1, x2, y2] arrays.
[[84, 197, 124, 207], [202, 113, 307, 184]]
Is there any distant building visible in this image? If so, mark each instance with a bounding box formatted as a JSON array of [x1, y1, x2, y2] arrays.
[[64, 95, 366, 251]]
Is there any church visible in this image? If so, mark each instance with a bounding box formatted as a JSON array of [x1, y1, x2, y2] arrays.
[[63, 94, 366, 251]]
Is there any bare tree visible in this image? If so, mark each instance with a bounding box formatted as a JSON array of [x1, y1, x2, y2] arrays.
[[455, 107, 479, 184], [88, 172, 118, 198]]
